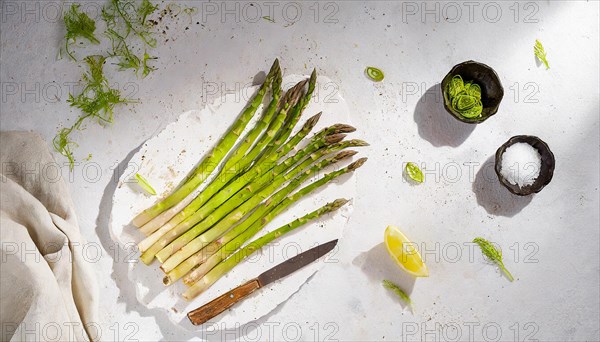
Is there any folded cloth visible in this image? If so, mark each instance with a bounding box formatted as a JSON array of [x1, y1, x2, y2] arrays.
[[1, 132, 99, 342]]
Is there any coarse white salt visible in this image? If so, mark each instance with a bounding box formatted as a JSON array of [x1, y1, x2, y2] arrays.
[[500, 142, 542, 187]]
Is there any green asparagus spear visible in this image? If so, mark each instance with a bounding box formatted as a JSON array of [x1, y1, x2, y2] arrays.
[[162, 151, 357, 277], [178, 199, 349, 289], [138, 131, 347, 264], [183, 158, 360, 300], [257, 69, 317, 163], [237, 80, 309, 171], [157, 144, 351, 268], [138, 137, 365, 260], [273, 69, 318, 156], [137, 122, 355, 254], [165, 157, 366, 275], [161, 142, 363, 281], [132, 59, 279, 227], [137, 112, 324, 253], [138, 84, 307, 241], [138, 72, 293, 236]]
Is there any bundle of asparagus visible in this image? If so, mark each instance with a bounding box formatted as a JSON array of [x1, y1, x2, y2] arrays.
[[132, 59, 368, 300]]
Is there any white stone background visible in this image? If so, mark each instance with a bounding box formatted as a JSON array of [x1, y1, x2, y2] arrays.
[[1, 1, 599, 341]]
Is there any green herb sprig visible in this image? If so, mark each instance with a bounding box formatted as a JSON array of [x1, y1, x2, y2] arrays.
[[56, 0, 161, 169], [473, 237, 514, 282], [103, 0, 159, 76], [105, 26, 157, 77], [63, 4, 100, 60], [104, 0, 158, 48], [382, 280, 413, 310], [135, 173, 157, 195], [534, 39, 550, 70], [54, 55, 130, 170]]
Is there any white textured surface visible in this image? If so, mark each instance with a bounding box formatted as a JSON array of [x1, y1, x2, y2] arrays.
[[1, 1, 599, 341]]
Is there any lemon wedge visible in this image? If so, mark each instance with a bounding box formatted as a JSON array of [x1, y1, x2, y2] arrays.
[[384, 225, 429, 277]]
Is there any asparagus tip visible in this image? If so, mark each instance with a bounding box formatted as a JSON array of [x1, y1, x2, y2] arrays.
[[305, 69, 317, 99], [305, 112, 322, 129], [289, 79, 308, 104], [330, 124, 356, 134], [265, 59, 280, 82], [347, 139, 370, 147], [330, 198, 351, 210], [334, 150, 358, 161], [298, 78, 310, 88], [271, 58, 280, 71], [325, 133, 346, 145], [308, 69, 317, 85], [348, 157, 368, 171], [279, 80, 304, 108]]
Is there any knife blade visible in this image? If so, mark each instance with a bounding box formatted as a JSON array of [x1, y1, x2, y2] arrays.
[[187, 239, 338, 325]]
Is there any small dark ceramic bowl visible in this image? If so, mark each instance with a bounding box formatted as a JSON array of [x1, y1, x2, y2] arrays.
[[494, 135, 555, 196], [441, 61, 504, 124]]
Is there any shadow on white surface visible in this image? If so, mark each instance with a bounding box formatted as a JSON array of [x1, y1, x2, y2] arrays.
[[96, 143, 200, 341], [472, 156, 533, 217], [414, 84, 476, 148], [352, 243, 416, 311]]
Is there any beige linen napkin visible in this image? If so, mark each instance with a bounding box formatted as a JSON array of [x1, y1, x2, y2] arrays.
[[1, 131, 99, 341]]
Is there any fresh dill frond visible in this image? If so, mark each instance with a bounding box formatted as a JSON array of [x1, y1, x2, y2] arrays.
[[106, 34, 157, 77], [54, 55, 131, 170], [53, 126, 78, 168], [105, 0, 158, 48], [103, 0, 158, 77], [63, 4, 100, 60], [56, 0, 161, 168], [382, 280, 413, 311], [138, 0, 159, 26], [105, 28, 141, 72], [473, 237, 515, 282], [534, 39, 550, 70], [142, 52, 158, 77], [68, 55, 129, 123]]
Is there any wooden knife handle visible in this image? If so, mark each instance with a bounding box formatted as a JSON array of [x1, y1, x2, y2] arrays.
[[187, 279, 261, 325]]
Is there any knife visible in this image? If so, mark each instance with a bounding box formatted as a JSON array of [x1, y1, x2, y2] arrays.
[[187, 239, 338, 325]]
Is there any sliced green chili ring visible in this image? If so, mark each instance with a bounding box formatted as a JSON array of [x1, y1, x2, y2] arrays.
[[455, 94, 477, 111], [366, 67, 384, 82], [467, 83, 481, 97], [460, 102, 483, 118], [446, 75, 483, 118], [447, 75, 464, 98]]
